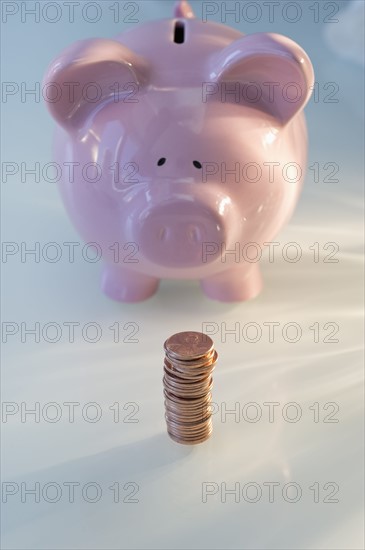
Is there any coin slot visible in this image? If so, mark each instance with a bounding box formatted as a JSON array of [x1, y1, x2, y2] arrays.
[[174, 20, 185, 44]]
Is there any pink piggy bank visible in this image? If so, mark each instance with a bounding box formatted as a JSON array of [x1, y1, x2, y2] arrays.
[[43, 0, 314, 302]]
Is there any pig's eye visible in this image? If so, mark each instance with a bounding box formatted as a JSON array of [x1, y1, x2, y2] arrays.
[[193, 161, 202, 169], [157, 158, 166, 166]]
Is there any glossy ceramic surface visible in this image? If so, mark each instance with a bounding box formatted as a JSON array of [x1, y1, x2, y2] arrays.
[[43, 0, 314, 302]]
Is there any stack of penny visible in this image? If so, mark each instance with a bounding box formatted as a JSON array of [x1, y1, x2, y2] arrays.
[[163, 331, 218, 445]]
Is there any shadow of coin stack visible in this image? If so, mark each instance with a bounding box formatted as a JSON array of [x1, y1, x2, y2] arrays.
[[163, 331, 218, 444]]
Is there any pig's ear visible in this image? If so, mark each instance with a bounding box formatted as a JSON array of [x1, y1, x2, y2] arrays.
[[43, 39, 149, 131], [209, 33, 314, 125]]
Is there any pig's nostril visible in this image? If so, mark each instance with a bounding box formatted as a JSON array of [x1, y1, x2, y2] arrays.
[[187, 225, 202, 243], [157, 158, 166, 166], [157, 226, 168, 241], [193, 161, 202, 169]]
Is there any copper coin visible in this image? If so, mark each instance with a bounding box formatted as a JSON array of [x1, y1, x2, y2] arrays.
[[167, 425, 213, 445], [164, 331, 214, 361], [163, 331, 217, 445]]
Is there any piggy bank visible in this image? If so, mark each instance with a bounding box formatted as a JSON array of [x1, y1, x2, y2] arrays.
[[43, 0, 314, 302]]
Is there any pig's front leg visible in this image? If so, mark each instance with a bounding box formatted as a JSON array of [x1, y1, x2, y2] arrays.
[[200, 264, 263, 302], [101, 264, 159, 302]]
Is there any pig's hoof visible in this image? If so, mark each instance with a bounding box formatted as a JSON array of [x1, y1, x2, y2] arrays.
[[200, 268, 263, 302], [101, 267, 159, 302]]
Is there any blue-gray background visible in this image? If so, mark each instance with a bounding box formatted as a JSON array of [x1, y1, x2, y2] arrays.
[[1, 1, 364, 549]]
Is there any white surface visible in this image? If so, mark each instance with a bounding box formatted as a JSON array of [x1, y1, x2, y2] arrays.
[[1, 1, 364, 549]]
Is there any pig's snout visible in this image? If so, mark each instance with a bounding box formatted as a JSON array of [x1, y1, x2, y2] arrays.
[[137, 202, 226, 267]]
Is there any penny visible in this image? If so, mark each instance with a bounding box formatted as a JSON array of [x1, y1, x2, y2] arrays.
[[164, 331, 214, 360], [163, 331, 218, 445]]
